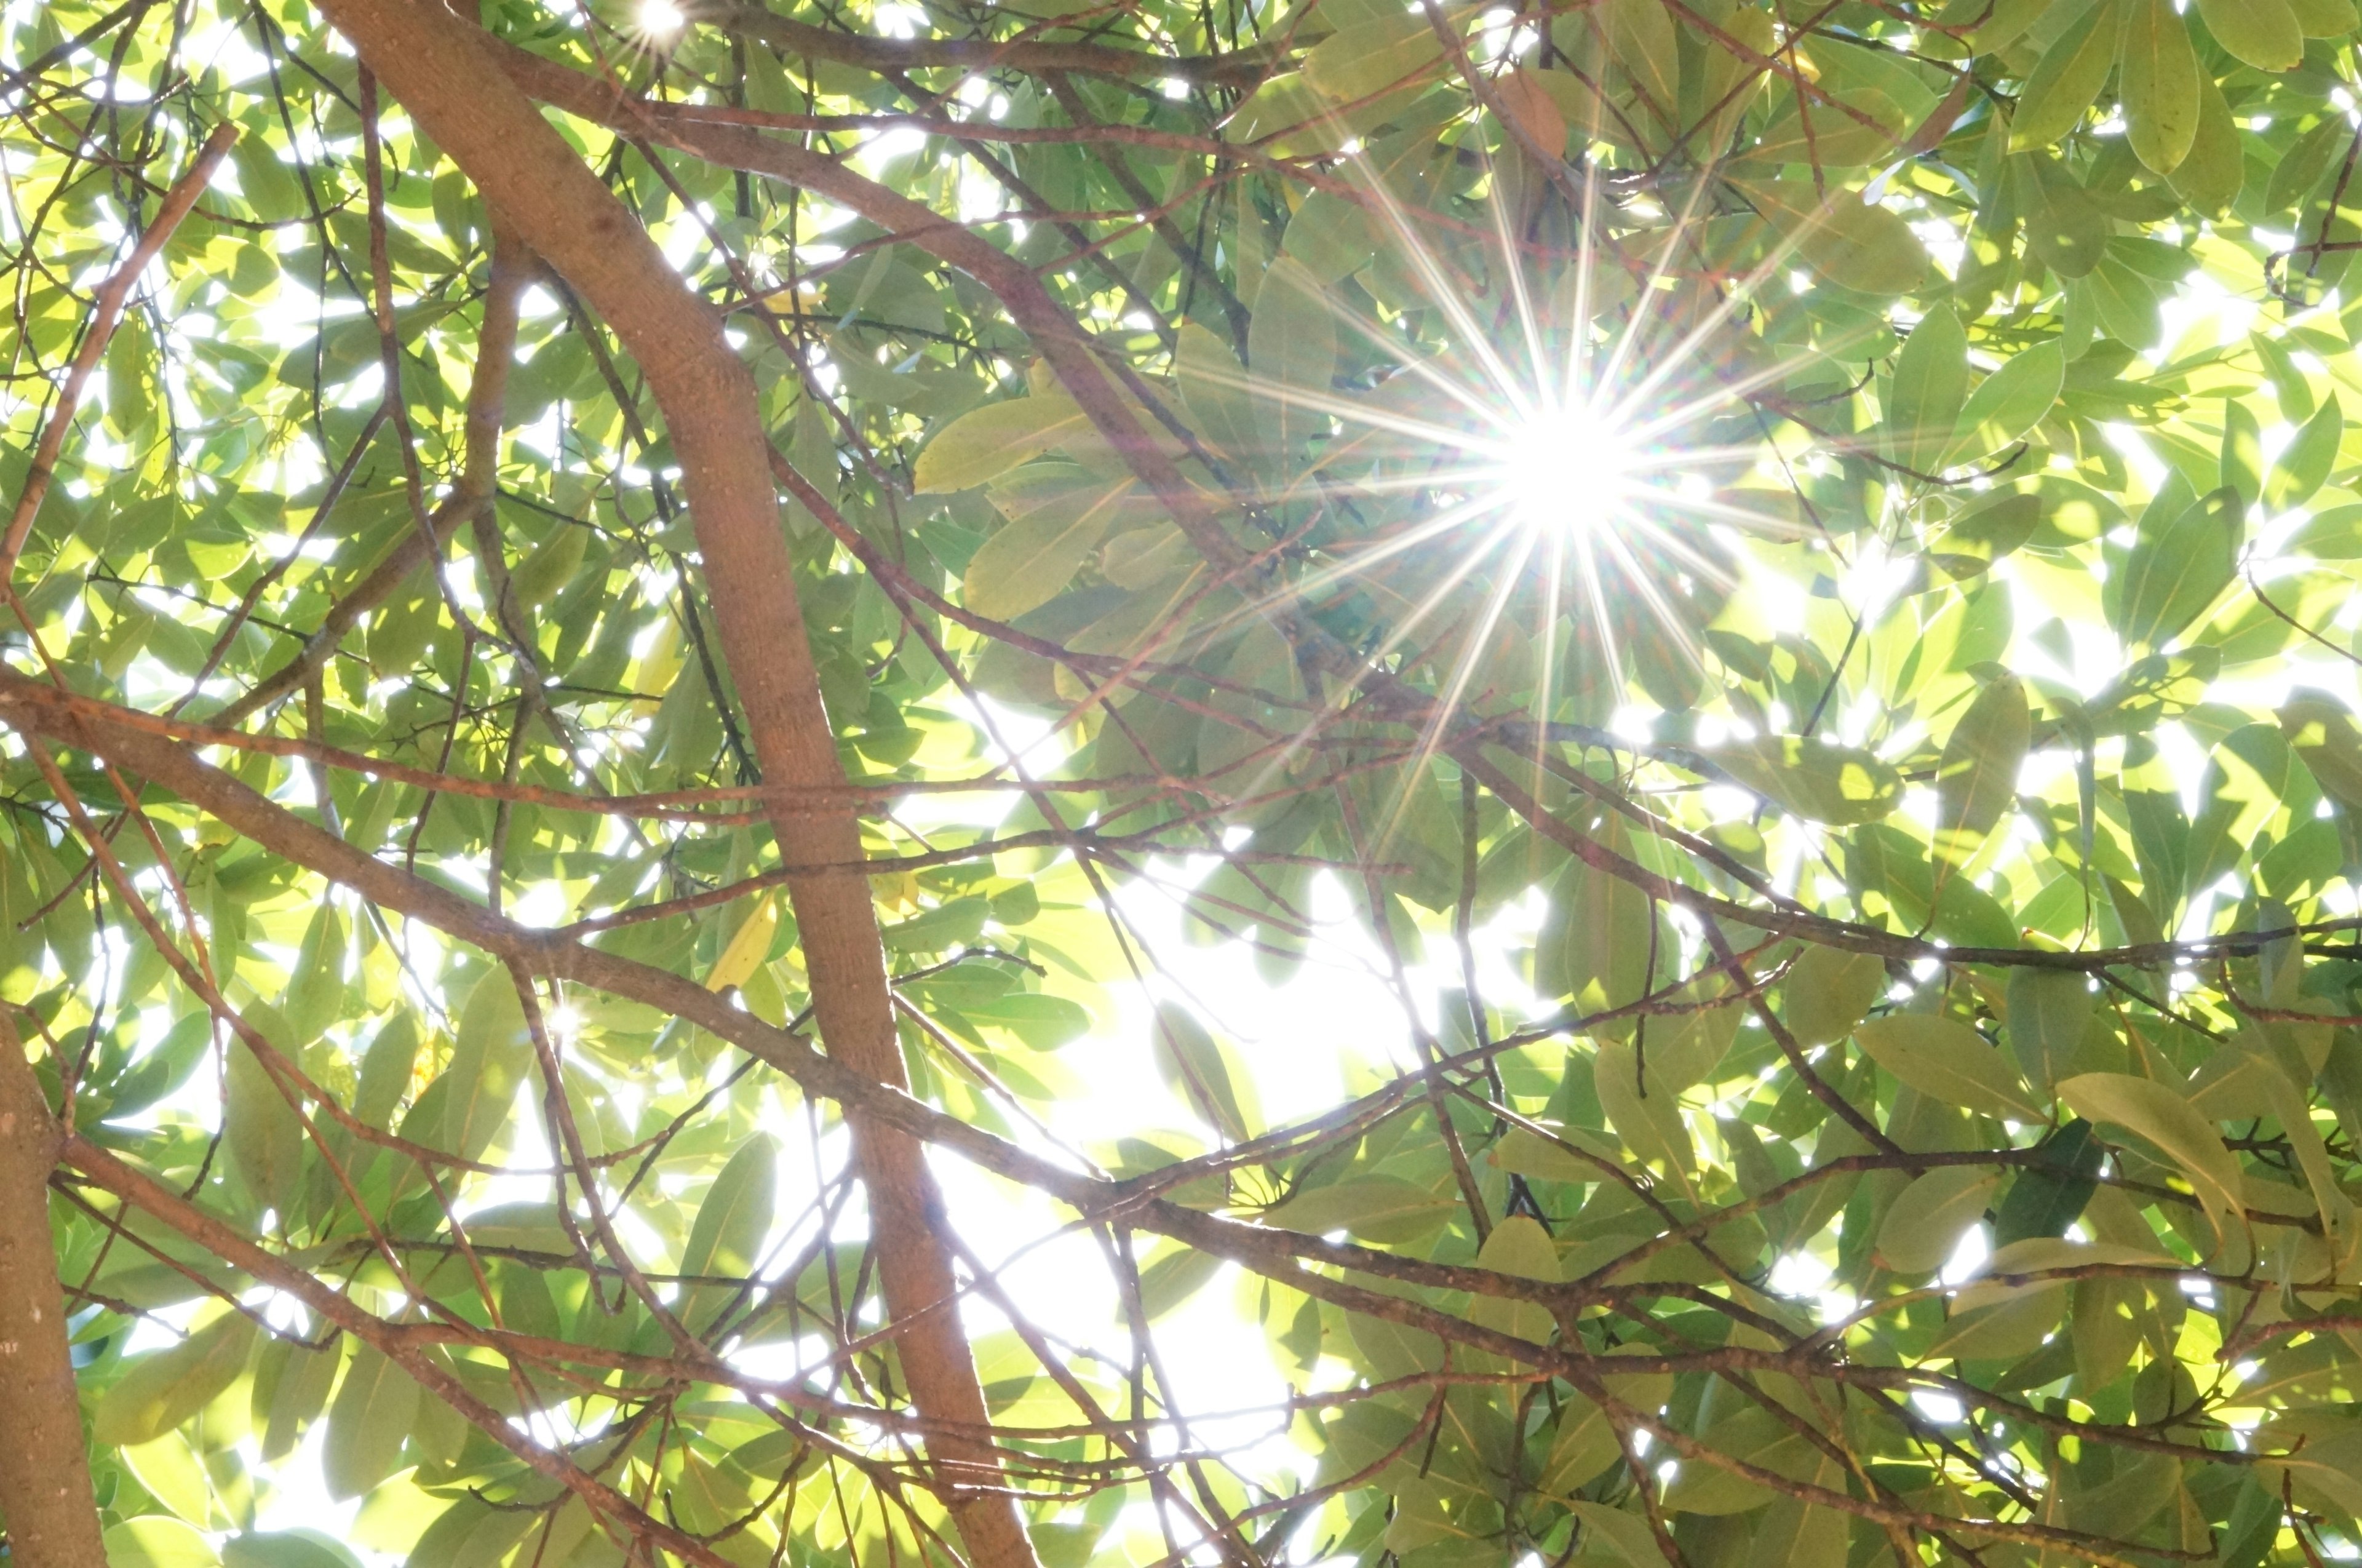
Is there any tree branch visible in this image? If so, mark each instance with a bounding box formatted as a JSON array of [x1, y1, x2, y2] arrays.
[[302, 4, 1039, 1561], [0, 1013, 106, 1568]]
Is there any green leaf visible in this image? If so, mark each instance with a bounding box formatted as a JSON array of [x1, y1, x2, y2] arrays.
[[966, 470, 1131, 620], [913, 396, 1091, 493], [2011, 0, 2120, 148], [260, 1340, 344, 1462], [225, 1021, 304, 1221], [1700, 734, 1901, 823], [2005, 969, 2094, 1097], [2280, 692, 2362, 811], [121, 1431, 212, 1525], [1923, 1274, 2068, 1360], [1783, 946, 1888, 1048], [1151, 1001, 1259, 1142], [1595, 1037, 1696, 1196], [1466, 1213, 1559, 1355], [1876, 1164, 2000, 1273], [1302, 3, 1445, 104], [1855, 1015, 2045, 1121], [1883, 308, 1969, 475], [430, 970, 535, 1162], [2165, 69, 2245, 214], [2284, 501, 2362, 558], [105, 1516, 221, 1568], [1799, 196, 1930, 295], [1565, 1500, 1674, 1566], [1535, 817, 1657, 1018], [509, 523, 589, 611], [1175, 323, 1260, 467], [1932, 490, 2042, 579], [1991, 1118, 2105, 1244], [1935, 674, 2030, 856], [322, 1345, 421, 1501], [2265, 392, 2341, 511], [2221, 398, 2265, 506], [1737, 180, 1930, 294], [1947, 343, 2063, 466], [1602, 0, 1680, 124], [1271, 1173, 1455, 1244], [2058, 1072, 2246, 1246], [677, 1132, 777, 1331], [1536, 1394, 1621, 1495], [1246, 257, 1338, 476], [2110, 485, 2240, 651], [93, 1308, 259, 1448], [2015, 153, 2111, 277], [2197, 0, 2302, 68], [2119, 0, 2200, 175], [221, 1532, 365, 1568], [1134, 1242, 1225, 1319]]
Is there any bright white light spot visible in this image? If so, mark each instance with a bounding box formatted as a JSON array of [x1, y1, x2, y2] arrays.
[[1500, 402, 1632, 537], [1768, 1250, 1832, 1299], [637, 0, 685, 34], [1939, 1224, 1990, 1286], [1911, 1390, 1965, 1424]]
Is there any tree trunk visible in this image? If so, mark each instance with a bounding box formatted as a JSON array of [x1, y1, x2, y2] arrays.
[[300, 6, 1038, 1564], [0, 1014, 106, 1568]]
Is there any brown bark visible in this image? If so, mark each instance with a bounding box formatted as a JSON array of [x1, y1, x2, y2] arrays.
[[302, 5, 1038, 1561], [485, 36, 1246, 577], [0, 675, 2277, 1510], [709, 2, 1274, 86], [0, 1015, 105, 1568]]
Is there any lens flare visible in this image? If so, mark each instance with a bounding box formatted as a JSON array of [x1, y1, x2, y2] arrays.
[[1498, 402, 1635, 538]]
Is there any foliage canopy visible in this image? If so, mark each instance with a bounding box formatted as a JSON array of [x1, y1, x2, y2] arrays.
[[6, 0, 2362, 1565]]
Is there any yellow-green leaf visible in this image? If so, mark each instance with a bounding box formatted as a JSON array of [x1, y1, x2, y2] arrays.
[[2197, 0, 2302, 68], [913, 396, 1091, 493], [1935, 674, 2030, 856], [1784, 946, 1889, 1048], [2011, 0, 2119, 148], [1246, 257, 1338, 477], [678, 1132, 777, 1330], [2058, 1072, 2246, 1246], [1877, 1165, 2001, 1273], [1856, 1015, 2045, 1121], [1947, 343, 2064, 466], [1701, 734, 1903, 823], [105, 1516, 221, 1568], [2111, 485, 2240, 651], [323, 1345, 421, 1500], [1603, 0, 1680, 126], [2166, 68, 2245, 214], [93, 1307, 259, 1448], [964, 472, 1133, 621], [2120, 0, 2200, 175], [1883, 308, 1968, 475]]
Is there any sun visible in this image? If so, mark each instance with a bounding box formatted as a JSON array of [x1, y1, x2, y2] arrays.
[[635, 0, 687, 38], [1496, 400, 1637, 538]]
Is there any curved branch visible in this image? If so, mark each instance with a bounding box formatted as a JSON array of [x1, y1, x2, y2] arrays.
[[303, 4, 1040, 1562]]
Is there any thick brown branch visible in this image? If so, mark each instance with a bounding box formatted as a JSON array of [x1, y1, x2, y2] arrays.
[[0, 1014, 105, 1568], [304, 4, 1039, 1562], [709, 2, 1274, 86]]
